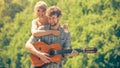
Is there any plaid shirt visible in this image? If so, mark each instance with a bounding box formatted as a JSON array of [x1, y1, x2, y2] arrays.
[[31, 25, 71, 68]]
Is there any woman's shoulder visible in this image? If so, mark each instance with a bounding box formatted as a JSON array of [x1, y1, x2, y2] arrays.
[[32, 18, 38, 23], [32, 18, 41, 26]]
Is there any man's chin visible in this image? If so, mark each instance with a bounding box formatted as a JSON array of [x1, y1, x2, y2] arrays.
[[50, 25, 56, 27]]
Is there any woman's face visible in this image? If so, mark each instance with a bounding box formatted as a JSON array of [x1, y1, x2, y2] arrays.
[[35, 7, 46, 18]]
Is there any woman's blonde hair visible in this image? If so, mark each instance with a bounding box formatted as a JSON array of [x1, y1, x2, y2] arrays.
[[34, 1, 47, 15]]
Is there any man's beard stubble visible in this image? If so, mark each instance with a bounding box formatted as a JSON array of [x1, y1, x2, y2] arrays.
[[50, 22, 60, 30], [50, 22, 57, 27]]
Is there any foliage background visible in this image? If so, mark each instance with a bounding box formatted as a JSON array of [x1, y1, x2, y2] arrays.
[[0, 0, 120, 68]]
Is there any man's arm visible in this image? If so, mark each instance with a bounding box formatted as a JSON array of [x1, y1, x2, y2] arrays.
[[25, 36, 39, 55], [63, 30, 78, 57], [25, 36, 51, 63]]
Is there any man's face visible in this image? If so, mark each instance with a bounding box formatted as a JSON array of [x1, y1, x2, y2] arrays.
[[48, 15, 60, 27]]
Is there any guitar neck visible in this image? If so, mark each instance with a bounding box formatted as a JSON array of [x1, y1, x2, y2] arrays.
[[56, 49, 84, 54], [56, 48, 97, 54]]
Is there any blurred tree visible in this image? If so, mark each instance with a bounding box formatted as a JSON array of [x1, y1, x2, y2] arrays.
[[0, 0, 120, 68]]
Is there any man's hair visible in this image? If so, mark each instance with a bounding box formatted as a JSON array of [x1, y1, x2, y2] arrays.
[[46, 6, 62, 17], [34, 1, 47, 14]]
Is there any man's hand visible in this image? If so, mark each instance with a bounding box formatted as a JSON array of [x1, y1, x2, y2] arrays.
[[70, 50, 78, 56], [36, 51, 51, 63], [66, 50, 78, 57], [64, 50, 78, 57]]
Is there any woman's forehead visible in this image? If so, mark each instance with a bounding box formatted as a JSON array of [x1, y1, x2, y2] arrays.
[[35, 6, 44, 10]]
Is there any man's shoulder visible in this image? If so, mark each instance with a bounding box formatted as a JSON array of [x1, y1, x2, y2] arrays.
[[59, 26, 70, 33]]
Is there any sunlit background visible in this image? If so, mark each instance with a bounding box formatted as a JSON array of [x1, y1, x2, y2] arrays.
[[0, 0, 120, 68]]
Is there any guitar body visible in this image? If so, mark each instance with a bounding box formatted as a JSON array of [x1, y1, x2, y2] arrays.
[[30, 42, 97, 67], [30, 42, 62, 66]]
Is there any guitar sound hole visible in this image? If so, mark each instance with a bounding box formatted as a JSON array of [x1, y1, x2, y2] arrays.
[[38, 58, 41, 60], [49, 50, 55, 56]]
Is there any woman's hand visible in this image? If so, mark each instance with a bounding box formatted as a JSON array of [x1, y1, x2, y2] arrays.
[[63, 24, 68, 30]]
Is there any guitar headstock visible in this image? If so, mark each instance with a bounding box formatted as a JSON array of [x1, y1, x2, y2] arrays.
[[84, 47, 97, 53]]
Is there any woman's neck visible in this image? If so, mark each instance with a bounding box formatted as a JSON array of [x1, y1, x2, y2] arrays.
[[38, 16, 48, 25]]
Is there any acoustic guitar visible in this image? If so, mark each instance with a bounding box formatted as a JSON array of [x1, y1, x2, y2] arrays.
[[30, 42, 97, 66]]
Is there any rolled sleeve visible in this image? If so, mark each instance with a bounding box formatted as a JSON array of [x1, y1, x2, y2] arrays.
[[64, 31, 72, 49], [29, 35, 39, 44]]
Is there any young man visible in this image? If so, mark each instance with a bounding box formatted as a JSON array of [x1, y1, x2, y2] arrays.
[[26, 6, 78, 68]]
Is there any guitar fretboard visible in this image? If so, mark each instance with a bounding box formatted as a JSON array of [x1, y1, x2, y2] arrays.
[[56, 49, 84, 54], [55, 48, 97, 54]]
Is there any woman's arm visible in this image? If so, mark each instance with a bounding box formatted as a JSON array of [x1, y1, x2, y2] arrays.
[[31, 19, 60, 37], [31, 20, 52, 36]]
